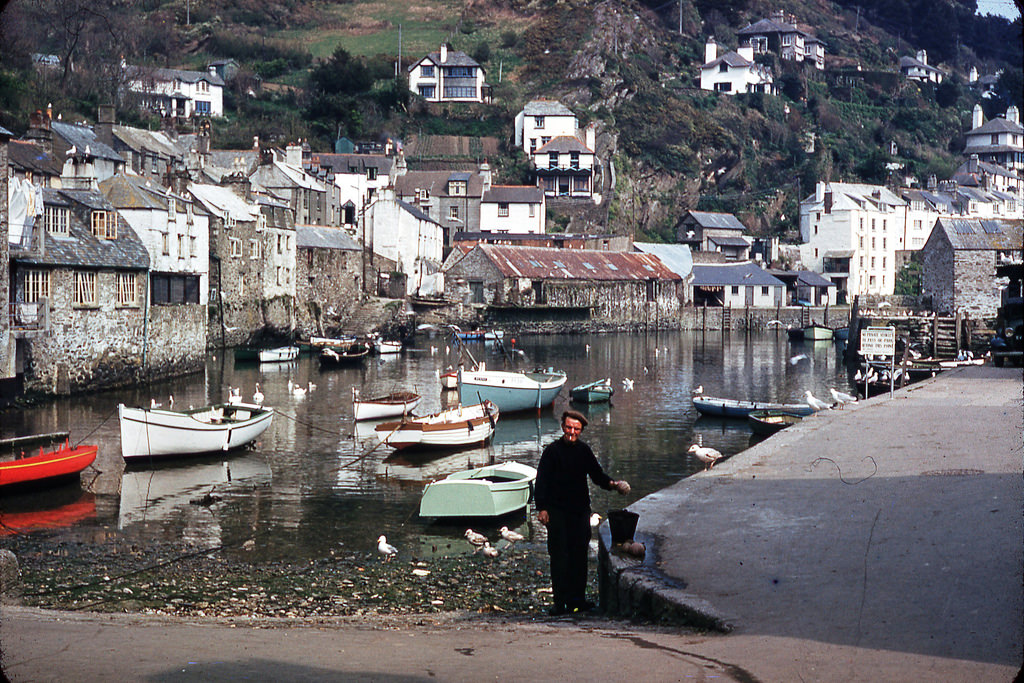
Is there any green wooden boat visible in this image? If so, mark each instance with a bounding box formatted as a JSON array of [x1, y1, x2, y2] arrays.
[[418, 461, 537, 518], [747, 409, 804, 435], [570, 378, 614, 404]]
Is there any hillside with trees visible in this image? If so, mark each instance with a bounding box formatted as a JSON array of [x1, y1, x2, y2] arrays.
[[0, 0, 1020, 243]]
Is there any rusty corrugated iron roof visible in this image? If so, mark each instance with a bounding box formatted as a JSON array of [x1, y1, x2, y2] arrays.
[[476, 245, 681, 281]]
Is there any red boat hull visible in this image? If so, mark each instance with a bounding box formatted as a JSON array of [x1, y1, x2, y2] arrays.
[[0, 444, 98, 488]]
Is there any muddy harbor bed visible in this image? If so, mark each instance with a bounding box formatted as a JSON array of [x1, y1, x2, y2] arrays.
[[3, 532, 576, 618]]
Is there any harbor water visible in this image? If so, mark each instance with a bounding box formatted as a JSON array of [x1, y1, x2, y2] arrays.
[[1, 330, 854, 597]]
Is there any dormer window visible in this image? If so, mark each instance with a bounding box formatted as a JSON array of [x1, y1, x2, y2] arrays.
[[44, 206, 70, 235], [449, 180, 466, 196], [91, 210, 116, 239]]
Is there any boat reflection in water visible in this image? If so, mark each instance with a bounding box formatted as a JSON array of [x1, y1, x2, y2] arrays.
[[0, 484, 97, 536], [119, 454, 273, 547]]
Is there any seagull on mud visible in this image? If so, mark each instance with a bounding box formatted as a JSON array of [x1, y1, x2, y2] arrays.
[[479, 542, 499, 558], [377, 535, 397, 561], [804, 390, 831, 412], [464, 529, 488, 546], [500, 526, 524, 543], [688, 443, 723, 470], [829, 387, 857, 408]]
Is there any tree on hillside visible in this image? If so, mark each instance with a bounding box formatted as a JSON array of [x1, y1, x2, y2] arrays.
[[22, 0, 126, 89], [310, 47, 373, 96]]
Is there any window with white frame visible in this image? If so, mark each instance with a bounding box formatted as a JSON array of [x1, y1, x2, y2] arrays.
[[91, 211, 115, 238], [117, 272, 137, 306], [498, 203, 509, 217], [535, 116, 545, 129], [277, 234, 283, 253], [250, 239, 260, 259], [44, 206, 70, 235], [190, 235, 197, 257], [178, 234, 186, 258], [449, 206, 459, 220], [24, 270, 50, 302], [230, 237, 242, 257], [73, 271, 97, 306], [238, 279, 245, 298], [529, 204, 536, 218]]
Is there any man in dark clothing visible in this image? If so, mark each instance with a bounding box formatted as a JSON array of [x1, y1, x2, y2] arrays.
[[535, 410, 630, 616]]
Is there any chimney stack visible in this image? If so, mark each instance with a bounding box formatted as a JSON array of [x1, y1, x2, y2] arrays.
[[1007, 105, 1020, 125], [440, 43, 448, 62], [972, 103, 984, 130], [704, 37, 718, 64], [96, 104, 115, 149]]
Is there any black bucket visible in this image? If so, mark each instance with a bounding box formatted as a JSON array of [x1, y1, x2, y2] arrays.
[[607, 509, 639, 544]]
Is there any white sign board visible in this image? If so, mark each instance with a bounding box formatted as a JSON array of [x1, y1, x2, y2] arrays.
[[860, 326, 896, 356]]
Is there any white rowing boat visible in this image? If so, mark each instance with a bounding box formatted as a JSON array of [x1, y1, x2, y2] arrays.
[[352, 389, 422, 421], [118, 402, 273, 461], [374, 401, 499, 450]]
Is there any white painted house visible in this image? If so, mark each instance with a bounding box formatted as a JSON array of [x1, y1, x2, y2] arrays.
[[964, 104, 1023, 173], [531, 136, 597, 199], [366, 190, 444, 296], [699, 39, 775, 94], [799, 182, 907, 298], [123, 64, 225, 118], [735, 11, 825, 69], [515, 100, 581, 156], [479, 186, 545, 234], [899, 50, 945, 84], [407, 44, 488, 103], [690, 262, 784, 307], [98, 174, 210, 305]]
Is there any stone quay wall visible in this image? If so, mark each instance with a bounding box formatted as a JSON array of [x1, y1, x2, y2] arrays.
[[145, 303, 207, 380]]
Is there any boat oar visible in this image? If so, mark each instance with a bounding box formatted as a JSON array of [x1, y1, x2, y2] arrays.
[[337, 421, 403, 470]]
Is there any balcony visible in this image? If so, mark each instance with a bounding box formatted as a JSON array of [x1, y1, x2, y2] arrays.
[[8, 300, 49, 336]]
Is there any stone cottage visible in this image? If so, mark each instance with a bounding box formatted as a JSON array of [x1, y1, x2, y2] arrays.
[[442, 244, 685, 328], [920, 217, 1024, 318], [294, 224, 364, 337]]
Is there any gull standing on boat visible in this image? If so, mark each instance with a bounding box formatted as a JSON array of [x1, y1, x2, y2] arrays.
[[500, 526, 524, 543], [377, 535, 397, 561], [804, 390, 831, 412], [464, 529, 487, 546]]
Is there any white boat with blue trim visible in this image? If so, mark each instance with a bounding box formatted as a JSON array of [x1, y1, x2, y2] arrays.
[[457, 364, 567, 413]]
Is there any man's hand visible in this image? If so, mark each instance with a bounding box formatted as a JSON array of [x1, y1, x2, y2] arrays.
[[538, 509, 550, 525], [613, 480, 631, 495]]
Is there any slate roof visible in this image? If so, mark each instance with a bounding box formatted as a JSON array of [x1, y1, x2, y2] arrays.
[[468, 245, 681, 281], [967, 117, 1024, 136], [535, 135, 593, 154], [397, 199, 439, 224], [416, 49, 480, 68], [188, 183, 261, 222], [395, 171, 486, 198], [933, 218, 1023, 251], [7, 140, 64, 178], [125, 65, 224, 87], [99, 174, 169, 210], [691, 262, 784, 287], [482, 186, 543, 203], [683, 211, 747, 231], [20, 188, 149, 269], [899, 56, 944, 74], [737, 17, 799, 35], [801, 183, 905, 211], [296, 224, 360, 250], [633, 242, 693, 279], [703, 51, 754, 69], [112, 125, 183, 159], [311, 153, 394, 176], [50, 121, 123, 162], [707, 235, 752, 247], [770, 270, 836, 288], [523, 100, 576, 117]]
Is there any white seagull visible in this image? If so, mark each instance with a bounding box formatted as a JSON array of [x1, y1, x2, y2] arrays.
[[464, 529, 487, 546], [590, 513, 602, 528], [308, 380, 317, 392], [252, 383, 264, 405], [228, 386, 242, 405], [479, 542, 499, 558], [829, 387, 857, 407], [692, 385, 704, 395], [804, 390, 831, 412], [789, 353, 808, 365], [621, 377, 634, 392], [688, 443, 723, 470], [376, 535, 397, 561], [500, 526, 524, 542]]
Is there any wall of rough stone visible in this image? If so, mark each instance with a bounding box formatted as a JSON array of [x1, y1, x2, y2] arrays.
[[953, 251, 1000, 318], [921, 235, 955, 314], [145, 303, 207, 379], [294, 247, 363, 337], [23, 269, 147, 395]]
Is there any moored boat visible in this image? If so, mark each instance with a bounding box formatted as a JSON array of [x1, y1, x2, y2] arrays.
[[376, 340, 402, 354], [259, 346, 298, 363], [803, 324, 833, 341], [118, 402, 274, 461], [440, 370, 458, 390], [458, 366, 567, 413], [747, 410, 804, 435], [419, 461, 536, 518], [374, 401, 499, 450], [0, 441, 98, 489], [693, 395, 815, 419], [569, 378, 614, 404], [352, 389, 422, 421], [318, 343, 371, 367]]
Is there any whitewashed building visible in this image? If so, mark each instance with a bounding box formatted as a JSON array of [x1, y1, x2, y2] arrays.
[[407, 44, 488, 103], [690, 262, 784, 307], [366, 190, 444, 296], [964, 104, 1023, 173], [123, 64, 225, 118], [799, 182, 907, 298], [515, 100, 582, 156], [479, 186, 545, 234], [899, 50, 945, 84], [699, 39, 775, 94]]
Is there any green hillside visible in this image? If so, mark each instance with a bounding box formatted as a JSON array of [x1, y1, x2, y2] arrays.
[[0, 0, 1020, 243]]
